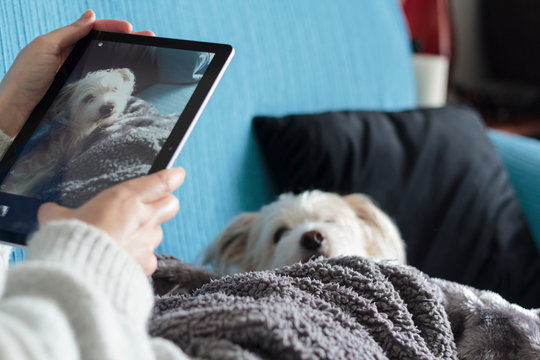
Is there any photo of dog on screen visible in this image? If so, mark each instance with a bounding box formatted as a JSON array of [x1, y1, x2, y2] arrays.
[[1, 68, 136, 196], [0, 41, 213, 207]]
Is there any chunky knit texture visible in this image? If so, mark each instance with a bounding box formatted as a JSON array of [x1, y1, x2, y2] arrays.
[[0, 219, 189, 359], [151, 256, 540, 360], [151, 257, 459, 359]]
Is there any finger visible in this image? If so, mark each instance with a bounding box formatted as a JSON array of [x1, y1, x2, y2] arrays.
[[124, 167, 186, 203], [45, 10, 96, 51], [94, 19, 133, 33], [132, 30, 156, 36], [149, 194, 180, 225], [37, 202, 72, 225], [132, 226, 163, 251], [144, 254, 158, 275], [149, 226, 164, 249]]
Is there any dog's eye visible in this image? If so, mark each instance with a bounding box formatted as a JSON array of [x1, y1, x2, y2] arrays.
[[82, 94, 95, 103], [324, 219, 336, 224], [273, 226, 289, 244]]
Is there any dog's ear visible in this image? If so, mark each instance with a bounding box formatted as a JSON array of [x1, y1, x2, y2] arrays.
[[202, 212, 258, 275], [342, 194, 383, 232], [52, 82, 77, 116], [343, 193, 406, 264], [117, 68, 135, 84]]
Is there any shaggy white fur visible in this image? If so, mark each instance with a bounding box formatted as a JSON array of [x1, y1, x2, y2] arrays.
[[2, 68, 135, 196], [203, 190, 406, 275]]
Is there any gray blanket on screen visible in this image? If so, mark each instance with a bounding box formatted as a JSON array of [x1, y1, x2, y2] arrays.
[[150, 256, 540, 360], [36, 97, 178, 207]]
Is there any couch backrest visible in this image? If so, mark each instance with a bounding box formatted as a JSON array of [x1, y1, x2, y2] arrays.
[[1, 0, 416, 263]]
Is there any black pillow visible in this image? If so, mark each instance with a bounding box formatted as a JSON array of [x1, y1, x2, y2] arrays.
[[253, 106, 540, 308]]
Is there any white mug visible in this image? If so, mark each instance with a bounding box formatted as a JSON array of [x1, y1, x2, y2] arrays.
[[412, 54, 449, 107]]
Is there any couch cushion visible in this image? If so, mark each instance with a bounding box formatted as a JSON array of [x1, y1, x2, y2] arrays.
[[1, 0, 416, 264], [253, 106, 540, 307], [488, 130, 540, 251]]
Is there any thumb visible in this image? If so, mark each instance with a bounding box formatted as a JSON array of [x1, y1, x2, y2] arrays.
[[48, 9, 96, 50], [37, 202, 72, 225]]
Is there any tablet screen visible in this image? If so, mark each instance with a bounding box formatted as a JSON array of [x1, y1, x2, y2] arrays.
[[0, 34, 227, 243]]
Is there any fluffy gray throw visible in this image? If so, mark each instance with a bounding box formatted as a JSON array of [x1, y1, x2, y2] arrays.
[[150, 256, 540, 359], [36, 97, 178, 207]]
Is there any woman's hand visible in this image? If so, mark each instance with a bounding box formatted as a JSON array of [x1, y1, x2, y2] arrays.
[[0, 9, 154, 138], [37, 168, 185, 275]]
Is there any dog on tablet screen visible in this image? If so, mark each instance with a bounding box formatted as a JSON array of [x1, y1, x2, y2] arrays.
[[203, 190, 406, 275], [2, 68, 135, 196]]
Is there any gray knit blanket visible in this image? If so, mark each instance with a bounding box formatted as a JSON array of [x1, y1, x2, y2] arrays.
[[149, 256, 540, 359], [34, 97, 178, 207]]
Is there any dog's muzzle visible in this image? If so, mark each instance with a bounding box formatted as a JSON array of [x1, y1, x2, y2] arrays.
[[97, 116, 114, 130], [99, 103, 115, 116], [301, 230, 325, 251], [300, 230, 327, 262]]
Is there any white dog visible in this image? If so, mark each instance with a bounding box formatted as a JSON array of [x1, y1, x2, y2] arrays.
[[203, 190, 406, 275], [2, 68, 135, 196]]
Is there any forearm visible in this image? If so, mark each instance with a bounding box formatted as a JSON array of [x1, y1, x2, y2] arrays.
[[0, 220, 188, 359]]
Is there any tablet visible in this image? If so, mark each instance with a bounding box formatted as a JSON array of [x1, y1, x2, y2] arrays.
[[0, 30, 234, 246]]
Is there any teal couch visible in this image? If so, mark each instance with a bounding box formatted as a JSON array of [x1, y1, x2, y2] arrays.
[[1, 0, 538, 263]]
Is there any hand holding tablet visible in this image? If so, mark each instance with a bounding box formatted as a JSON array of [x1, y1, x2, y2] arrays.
[[0, 10, 153, 139], [38, 167, 185, 275], [0, 11, 234, 246]]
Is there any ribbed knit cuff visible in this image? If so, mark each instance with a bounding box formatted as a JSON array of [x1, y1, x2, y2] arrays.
[[26, 219, 154, 323]]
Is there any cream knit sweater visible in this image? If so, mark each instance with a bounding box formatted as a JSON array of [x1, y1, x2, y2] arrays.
[[0, 131, 189, 359]]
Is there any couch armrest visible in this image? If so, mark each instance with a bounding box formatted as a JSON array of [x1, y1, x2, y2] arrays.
[[488, 129, 540, 250]]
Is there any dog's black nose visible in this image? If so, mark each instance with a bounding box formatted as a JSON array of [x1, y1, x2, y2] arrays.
[[300, 230, 325, 251], [99, 103, 115, 115]]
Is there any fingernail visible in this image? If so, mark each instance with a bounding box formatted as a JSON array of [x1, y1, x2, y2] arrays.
[[80, 9, 93, 22]]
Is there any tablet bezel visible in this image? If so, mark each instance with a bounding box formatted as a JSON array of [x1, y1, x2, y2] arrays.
[[0, 30, 234, 246]]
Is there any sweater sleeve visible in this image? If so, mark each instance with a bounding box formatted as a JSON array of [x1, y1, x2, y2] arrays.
[[0, 219, 189, 360]]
